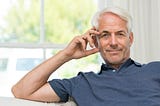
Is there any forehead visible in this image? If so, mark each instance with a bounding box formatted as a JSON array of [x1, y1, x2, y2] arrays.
[[98, 12, 127, 32]]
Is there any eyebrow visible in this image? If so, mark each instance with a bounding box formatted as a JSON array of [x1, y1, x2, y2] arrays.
[[116, 30, 127, 33], [100, 30, 109, 34], [100, 30, 127, 34]]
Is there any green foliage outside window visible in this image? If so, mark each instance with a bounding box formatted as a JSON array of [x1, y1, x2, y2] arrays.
[[0, 0, 100, 78], [2, 0, 97, 44], [44, 0, 97, 43]]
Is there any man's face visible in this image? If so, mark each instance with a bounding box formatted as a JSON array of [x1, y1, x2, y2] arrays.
[[97, 12, 133, 68]]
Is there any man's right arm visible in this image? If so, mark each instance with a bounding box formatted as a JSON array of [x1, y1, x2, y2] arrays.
[[11, 50, 70, 102], [11, 28, 99, 102]]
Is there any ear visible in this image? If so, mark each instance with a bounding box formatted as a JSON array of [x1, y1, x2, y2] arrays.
[[129, 32, 134, 46]]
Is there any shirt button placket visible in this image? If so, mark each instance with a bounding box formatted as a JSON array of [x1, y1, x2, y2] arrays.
[[112, 70, 116, 73]]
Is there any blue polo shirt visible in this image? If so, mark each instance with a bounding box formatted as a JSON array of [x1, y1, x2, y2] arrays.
[[49, 58, 160, 106]]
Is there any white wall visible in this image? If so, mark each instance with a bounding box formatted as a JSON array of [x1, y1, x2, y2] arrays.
[[99, 0, 160, 63]]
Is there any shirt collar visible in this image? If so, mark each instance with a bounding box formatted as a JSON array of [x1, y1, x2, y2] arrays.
[[99, 58, 142, 73]]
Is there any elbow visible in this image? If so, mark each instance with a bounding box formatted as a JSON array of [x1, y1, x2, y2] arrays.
[[11, 85, 19, 98], [11, 85, 24, 99], [11, 85, 33, 100]]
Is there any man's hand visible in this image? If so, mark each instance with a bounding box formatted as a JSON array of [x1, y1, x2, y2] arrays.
[[62, 27, 100, 60]]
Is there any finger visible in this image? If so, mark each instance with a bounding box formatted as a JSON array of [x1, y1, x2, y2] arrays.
[[84, 48, 99, 56], [92, 35, 99, 48], [88, 28, 100, 35], [79, 36, 88, 51], [87, 30, 100, 48]]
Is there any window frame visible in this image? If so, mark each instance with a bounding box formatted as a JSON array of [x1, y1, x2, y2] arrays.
[[0, 0, 100, 59]]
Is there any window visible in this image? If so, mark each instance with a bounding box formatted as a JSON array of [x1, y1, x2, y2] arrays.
[[16, 58, 43, 71], [0, 58, 8, 71], [0, 0, 99, 97]]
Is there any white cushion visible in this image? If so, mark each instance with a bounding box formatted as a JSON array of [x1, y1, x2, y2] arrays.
[[0, 97, 77, 106]]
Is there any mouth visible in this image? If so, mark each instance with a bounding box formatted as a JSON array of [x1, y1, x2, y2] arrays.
[[106, 49, 122, 54]]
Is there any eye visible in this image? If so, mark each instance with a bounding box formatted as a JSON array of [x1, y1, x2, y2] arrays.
[[119, 33, 125, 36], [100, 33, 110, 38], [116, 32, 127, 37]]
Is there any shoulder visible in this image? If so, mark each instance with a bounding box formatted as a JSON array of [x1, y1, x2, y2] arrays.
[[77, 71, 98, 78], [141, 61, 160, 72], [49, 71, 97, 84], [144, 61, 160, 68], [65, 71, 99, 84]]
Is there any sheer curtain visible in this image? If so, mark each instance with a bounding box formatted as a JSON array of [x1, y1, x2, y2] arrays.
[[98, 0, 160, 63]]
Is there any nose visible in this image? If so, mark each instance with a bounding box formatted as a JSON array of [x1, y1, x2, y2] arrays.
[[109, 34, 118, 48]]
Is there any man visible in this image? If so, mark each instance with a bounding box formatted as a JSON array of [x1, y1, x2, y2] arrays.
[[12, 7, 160, 106]]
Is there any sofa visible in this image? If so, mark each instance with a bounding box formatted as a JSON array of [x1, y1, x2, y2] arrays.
[[0, 97, 77, 106]]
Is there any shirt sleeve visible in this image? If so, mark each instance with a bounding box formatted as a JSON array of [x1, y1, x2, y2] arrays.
[[48, 76, 80, 102]]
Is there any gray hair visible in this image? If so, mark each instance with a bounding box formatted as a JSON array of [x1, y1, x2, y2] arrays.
[[91, 7, 133, 33]]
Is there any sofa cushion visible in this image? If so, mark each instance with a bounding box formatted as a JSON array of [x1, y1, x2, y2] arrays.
[[0, 97, 77, 106]]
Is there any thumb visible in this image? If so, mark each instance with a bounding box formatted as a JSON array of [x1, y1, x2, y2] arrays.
[[85, 48, 99, 57]]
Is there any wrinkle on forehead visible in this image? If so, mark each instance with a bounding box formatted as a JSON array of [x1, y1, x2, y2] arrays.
[[98, 12, 127, 32]]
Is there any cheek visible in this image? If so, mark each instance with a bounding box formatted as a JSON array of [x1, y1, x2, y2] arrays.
[[98, 38, 131, 50], [98, 40, 106, 51], [118, 37, 131, 47], [125, 39, 132, 48], [98, 39, 108, 47], [122, 41, 131, 54]]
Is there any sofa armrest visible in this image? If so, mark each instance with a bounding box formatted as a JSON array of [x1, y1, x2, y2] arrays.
[[0, 97, 77, 106]]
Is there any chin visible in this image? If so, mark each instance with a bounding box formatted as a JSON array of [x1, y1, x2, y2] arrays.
[[105, 58, 125, 64]]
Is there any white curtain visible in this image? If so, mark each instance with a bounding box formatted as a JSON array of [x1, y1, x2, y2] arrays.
[[98, 0, 160, 63]]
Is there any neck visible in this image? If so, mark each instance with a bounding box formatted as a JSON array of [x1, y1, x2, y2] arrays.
[[109, 63, 121, 70], [106, 58, 130, 70]]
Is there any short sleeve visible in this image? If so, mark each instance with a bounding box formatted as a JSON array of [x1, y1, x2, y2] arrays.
[[48, 76, 80, 102]]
